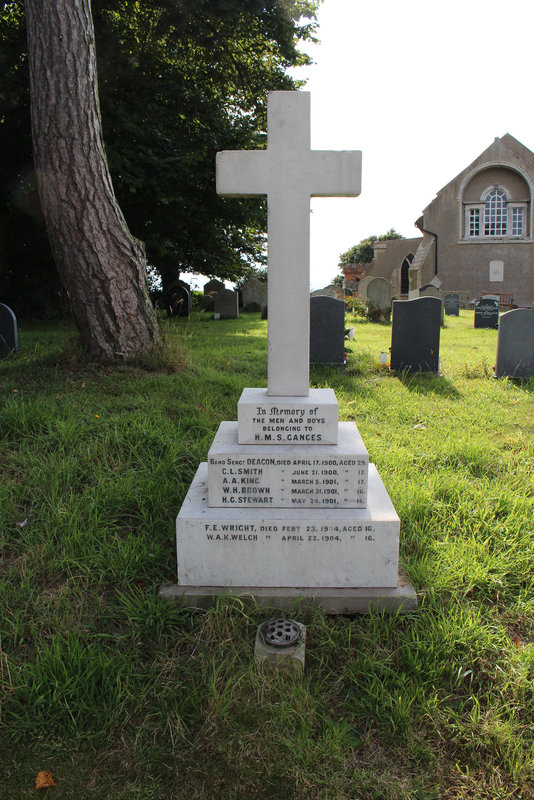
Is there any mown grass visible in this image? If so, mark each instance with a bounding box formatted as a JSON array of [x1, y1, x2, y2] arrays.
[[1, 310, 533, 799]]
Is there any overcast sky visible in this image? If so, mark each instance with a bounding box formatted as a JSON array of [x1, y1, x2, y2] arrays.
[[290, 0, 534, 289]]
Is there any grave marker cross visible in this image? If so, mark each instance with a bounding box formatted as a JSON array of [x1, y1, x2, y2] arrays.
[[216, 91, 361, 396]]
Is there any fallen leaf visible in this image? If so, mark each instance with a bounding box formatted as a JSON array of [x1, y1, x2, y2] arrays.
[[35, 771, 56, 789]]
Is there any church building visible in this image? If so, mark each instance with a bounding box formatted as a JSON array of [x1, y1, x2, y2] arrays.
[[353, 135, 534, 308]]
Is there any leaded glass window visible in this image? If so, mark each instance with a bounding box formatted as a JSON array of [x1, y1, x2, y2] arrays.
[[512, 206, 524, 236], [469, 208, 480, 236], [484, 190, 508, 236]]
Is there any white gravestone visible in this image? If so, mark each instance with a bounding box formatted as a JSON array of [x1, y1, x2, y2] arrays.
[[168, 92, 416, 614]]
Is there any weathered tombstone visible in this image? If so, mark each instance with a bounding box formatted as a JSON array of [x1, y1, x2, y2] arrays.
[[166, 282, 191, 317], [390, 297, 441, 373], [419, 285, 444, 325], [0, 303, 18, 354], [367, 277, 392, 319], [204, 278, 225, 295], [202, 279, 225, 311], [214, 288, 239, 319], [474, 297, 499, 329], [444, 293, 460, 316], [310, 284, 344, 300], [164, 91, 416, 614], [241, 277, 267, 312], [495, 309, 534, 378], [310, 296, 345, 366], [356, 275, 373, 300]]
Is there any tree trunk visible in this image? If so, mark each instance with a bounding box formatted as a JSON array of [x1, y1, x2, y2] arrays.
[[25, 0, 160, 359]]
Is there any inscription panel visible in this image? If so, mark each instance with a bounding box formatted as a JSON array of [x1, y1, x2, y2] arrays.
[[238, 387, 338, 444], [177, 463, 399, 588], [208, 421, 368, 507]]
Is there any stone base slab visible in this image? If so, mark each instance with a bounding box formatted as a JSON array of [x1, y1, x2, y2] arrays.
[[177, 462, 399, 588], [159, 578, 417, 615], [208, 421, 368, 508], [237, 387, 338, 444]]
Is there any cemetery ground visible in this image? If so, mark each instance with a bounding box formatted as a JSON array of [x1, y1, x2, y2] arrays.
[[1, 311, 533, 800]]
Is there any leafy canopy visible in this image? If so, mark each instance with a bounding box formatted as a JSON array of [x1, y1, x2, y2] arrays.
[[0, 0, 320, 314], [338, 228, 404, 269]]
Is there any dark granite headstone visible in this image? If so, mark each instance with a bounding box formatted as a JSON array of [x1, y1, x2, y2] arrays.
[[166, 283, 191, 317], [419, 286, 444, 325], [474, 297, 499, 329], [214, 288, 239, 319], [310, 296, 345, 366], [495, 309, 534, 378], [0, 303, 18, 354], [390, 297, 441, 373], [445, 293, 460, 316], [344, 288, 353, 297]]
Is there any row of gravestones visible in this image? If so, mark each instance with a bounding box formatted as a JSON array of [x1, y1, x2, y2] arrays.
[[390, 297, 534, 378], [203, 278, 268, 319], [164, 277, 268, 320], [310, 295, 534, 379]]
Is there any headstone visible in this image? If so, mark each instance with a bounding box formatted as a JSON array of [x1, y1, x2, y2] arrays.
[[356, 275, 373, 300], [0, 303, 18, 354], [495, 309, 534, 378], [165, 91, 416, 615], [474, 297, 499, 329], [214, 288, 239, 319], [444, 293, 460, 316], [344, 288, 353, 297], [202, 279, 225, 311], [166, 283, 191, 317], [310, 284, 344, 300], [390, 297, 441, 373], [419, 285, 444, 324], [204, 278, 225, 295], [241, 278, 267, 312], [310, 296, 345, 366], [367, 277, 392, 318]]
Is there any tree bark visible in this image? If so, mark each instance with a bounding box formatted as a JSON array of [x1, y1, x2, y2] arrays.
[[25, 0, 160, 359]]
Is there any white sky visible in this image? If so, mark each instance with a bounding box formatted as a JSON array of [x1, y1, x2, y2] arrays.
[[290, 0, 534, 289]]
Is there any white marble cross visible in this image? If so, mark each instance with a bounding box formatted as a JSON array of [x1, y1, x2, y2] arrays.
[[216, 91, 361, 397]]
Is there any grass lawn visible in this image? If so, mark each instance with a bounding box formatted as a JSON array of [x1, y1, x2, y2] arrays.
[[1, 310, 533, 799]]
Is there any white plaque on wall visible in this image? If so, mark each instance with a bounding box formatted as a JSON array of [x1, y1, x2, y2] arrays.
[[489, 260, 504, 282]]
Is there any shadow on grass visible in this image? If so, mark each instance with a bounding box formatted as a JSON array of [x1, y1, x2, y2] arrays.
[[390, 369, 463, 398]]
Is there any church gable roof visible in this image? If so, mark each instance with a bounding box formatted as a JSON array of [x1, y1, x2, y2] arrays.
[[424, 135, 534, 213]]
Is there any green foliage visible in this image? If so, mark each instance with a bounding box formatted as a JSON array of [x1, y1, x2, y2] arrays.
[[338, 228, 404, 269], [345, 293, 368, 317], [0, 0, 319, 311]]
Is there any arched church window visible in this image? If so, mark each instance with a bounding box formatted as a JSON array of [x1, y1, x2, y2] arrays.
[[463, 183, 528, 240], [400, 254, 414, 294], [484, 190, 507, 236]]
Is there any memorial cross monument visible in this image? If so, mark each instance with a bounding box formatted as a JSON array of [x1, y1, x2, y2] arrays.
[[166, 92, 416, 614], [217, 91, 361, 397]]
